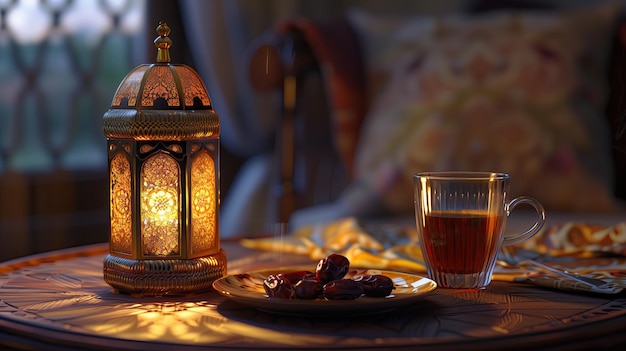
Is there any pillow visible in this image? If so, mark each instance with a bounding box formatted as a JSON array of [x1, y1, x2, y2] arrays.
[[342, 3, 621, 214]]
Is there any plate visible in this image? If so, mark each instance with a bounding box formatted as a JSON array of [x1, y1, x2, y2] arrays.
[[212, 267, 437, 316]]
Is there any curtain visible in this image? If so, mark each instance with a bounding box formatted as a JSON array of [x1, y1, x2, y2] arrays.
[[179, 0, 280, 156]]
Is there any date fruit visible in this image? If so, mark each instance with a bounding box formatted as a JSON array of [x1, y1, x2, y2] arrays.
[[323, 279, 364, 300], [263, 274, 295, 299], [294, 274, 323, 299], [316, 253, 350, 283], [353, 274, 395, 297], [263, 253, 395, 301], [277, 270, 312, 285]]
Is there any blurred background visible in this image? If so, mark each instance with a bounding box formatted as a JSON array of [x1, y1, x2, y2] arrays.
[[1, 0, 624, 261]]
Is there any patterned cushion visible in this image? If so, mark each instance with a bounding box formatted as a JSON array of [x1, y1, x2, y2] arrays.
[[345, 3, 621, 214]]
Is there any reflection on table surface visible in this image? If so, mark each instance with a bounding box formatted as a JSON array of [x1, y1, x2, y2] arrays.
[[0, 242, 625, 351]]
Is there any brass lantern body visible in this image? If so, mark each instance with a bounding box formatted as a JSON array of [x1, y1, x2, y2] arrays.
[[102, 22, 226, 296]]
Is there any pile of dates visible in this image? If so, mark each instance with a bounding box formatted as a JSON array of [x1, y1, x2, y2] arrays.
[[263, 253, 395, 300]]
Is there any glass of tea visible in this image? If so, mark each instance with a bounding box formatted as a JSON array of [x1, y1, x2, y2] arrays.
[[413, 171, 545, 289]]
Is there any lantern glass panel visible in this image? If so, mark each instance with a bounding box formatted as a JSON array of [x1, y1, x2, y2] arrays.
[[110, 151, 132, 254], [140, 152, 181, 256], [191, 148, 217, 255]]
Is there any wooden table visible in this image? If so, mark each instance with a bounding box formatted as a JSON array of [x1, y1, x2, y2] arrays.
[[1, 241, 625, 350]]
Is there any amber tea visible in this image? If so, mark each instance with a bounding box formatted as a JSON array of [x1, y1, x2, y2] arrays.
[[421, 211, 503, 275]]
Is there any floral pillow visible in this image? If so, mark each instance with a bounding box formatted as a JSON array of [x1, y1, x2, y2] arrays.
[[344, 3, 621, 214]]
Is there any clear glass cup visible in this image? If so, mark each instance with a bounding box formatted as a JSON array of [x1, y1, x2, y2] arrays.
[[413, 171, 545, 289]]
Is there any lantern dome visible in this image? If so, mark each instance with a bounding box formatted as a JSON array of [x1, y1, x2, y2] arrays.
[[103, 21, 219, 141]]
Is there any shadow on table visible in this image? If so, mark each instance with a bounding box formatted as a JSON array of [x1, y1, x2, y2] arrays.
[[215, 296, 452, 339]]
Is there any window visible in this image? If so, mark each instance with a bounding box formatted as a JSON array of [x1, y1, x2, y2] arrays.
[[0, 0, 146, 172], [0, 0, 147, 261]]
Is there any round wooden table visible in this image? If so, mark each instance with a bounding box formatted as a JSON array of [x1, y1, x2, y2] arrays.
[[1, 242, 626, 350]]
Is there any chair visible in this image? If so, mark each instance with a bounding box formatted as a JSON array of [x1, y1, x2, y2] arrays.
[[248, 4, 626, 229]]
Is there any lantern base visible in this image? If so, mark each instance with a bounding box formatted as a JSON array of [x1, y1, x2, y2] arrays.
[[103, 249, 227, 296]]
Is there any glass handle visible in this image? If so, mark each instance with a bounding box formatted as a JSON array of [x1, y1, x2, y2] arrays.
[[502, 196, 546, 246]]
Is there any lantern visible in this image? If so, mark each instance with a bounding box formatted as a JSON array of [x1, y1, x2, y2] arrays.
[[102, 22, 226, 295]]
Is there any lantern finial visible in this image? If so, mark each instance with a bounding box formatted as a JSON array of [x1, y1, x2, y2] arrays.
[[154, 21, 172, 63]]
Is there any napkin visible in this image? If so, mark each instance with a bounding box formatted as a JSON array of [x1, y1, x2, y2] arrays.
[[240, 217, 626, 294], [506, 221, 626, 294]]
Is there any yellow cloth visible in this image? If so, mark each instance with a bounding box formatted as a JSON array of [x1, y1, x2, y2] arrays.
[[240, 217, 426, 273]]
